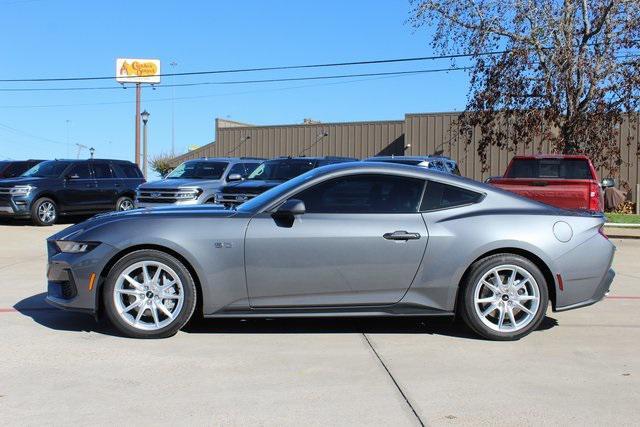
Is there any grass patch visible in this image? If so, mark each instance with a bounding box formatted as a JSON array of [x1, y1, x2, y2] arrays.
[[605, 213, 640, 224]]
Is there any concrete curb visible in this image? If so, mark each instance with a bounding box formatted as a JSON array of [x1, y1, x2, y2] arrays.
[[603, 224, 640, 239]]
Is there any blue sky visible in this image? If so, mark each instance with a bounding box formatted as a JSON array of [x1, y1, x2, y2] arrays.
[[0, 0, 470, 165]]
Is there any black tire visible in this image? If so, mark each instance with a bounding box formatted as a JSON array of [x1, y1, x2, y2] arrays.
[[458, 253, 549, 341], [102, 250, 197, 339], [115, 196, 135, 211], [30, 197, 57, 226]]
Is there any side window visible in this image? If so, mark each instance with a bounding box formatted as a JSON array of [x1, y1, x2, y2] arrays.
[[66, 163, 92, 179], [421, 181, 483, 211], [92, 162, 113, 179], [228, 162, 259, 179], [294, 174, 425, 214], [113, 163, 142, 178]]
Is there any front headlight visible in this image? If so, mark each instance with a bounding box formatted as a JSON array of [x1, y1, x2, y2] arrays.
[[10, 185, 34, 196], [55, 241, 99, 253]]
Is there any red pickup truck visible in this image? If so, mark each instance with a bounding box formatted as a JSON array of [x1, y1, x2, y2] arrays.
[[487, 155, 611, 211]]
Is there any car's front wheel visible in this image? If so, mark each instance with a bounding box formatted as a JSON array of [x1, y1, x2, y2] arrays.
[[103, 250, 197, 338], [459, 254, 549, 341], [30, 197, 57, 226], [116, 196, 135, 211]]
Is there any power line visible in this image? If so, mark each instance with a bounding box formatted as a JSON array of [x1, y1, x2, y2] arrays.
[[0, 52, 504, 83], [0, 66, 472, 92], [0, 70, 447, 109], [0, 121, 67, 146]]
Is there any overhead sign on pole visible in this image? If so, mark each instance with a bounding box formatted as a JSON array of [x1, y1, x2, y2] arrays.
[[116, 58, 161, 84]]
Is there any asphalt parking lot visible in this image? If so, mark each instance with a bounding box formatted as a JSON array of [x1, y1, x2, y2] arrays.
[[0, 223, 638, 426]]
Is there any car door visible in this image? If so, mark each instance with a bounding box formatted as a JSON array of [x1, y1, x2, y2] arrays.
[[244, 173, 428, 307], [60, 162, 99, 212], [91, 161, 119, 210]]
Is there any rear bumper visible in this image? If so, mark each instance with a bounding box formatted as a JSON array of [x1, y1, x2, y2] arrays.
[[554, 268, 615, 312]]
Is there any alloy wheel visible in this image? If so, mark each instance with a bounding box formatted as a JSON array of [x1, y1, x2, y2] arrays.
[[473, 264, 540, 333], [113, 261, 185, 331], [118, 199, 134, 211], [38, 201, 56, 224]]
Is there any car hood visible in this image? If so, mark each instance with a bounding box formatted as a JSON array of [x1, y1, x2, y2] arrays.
[[221, 180, 284, 194], [139, 178, 223, 189], [0, 176, 47, 187], [48, 205, 236, 242]]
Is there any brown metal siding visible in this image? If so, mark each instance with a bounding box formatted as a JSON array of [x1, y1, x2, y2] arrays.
[[210, 120, 405, 159], [171, 113, 639, 202]]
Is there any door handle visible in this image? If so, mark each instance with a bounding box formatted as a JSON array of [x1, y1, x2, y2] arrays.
[[383, 230, 421, 241]]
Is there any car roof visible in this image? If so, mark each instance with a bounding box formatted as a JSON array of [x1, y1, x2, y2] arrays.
[[512, 154, 590, 160], [186, 157, 264, 162], [366, 155, 455, 162], [269, 156, 357, 161]]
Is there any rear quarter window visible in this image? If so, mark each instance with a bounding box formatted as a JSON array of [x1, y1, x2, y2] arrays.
[[421, 181, 483, 211], [113, 163, 143, 178]]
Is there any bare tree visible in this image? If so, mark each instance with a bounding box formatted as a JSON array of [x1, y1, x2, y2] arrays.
[[410, 0, 640, 174]]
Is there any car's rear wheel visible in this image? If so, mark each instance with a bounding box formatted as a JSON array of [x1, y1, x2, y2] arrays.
[[31, 197, 57, 226], [459, 254, 548, 341], [116, 196, 135, 211], [103, 250, 197, 338]]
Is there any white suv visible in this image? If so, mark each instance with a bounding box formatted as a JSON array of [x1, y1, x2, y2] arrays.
[[135, 157, 263, 208]]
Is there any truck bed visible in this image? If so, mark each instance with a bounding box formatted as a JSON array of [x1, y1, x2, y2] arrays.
[[488, 178, 594, 210]]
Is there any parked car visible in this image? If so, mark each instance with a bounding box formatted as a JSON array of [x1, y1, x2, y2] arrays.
[[46, 162, 615, 340], [215, 156, 357, 208], [365, 155, 461, 175], [486, 155, 609, 211], [0, 159, 144, 226], [135, 157, 263, 208], [0, 159, 43, 179]]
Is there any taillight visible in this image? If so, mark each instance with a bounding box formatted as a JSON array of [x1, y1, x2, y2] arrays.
[[588, 182, 601, 211], [599, 226, 608, 240]]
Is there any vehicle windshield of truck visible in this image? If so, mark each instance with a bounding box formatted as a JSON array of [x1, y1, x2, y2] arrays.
[[166, 161, 228, 180], [247, 159, 316, 181], [21, 161, 70, 178], [506, 158, 592, 179]]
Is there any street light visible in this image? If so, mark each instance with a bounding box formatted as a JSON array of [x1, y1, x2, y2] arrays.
[[141, 110, 150, 178]]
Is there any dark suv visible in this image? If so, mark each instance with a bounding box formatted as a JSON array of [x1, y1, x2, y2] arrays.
[[215, 156, 357, 208], [0, 159, 144, 226], [0, 159, 43, 179]]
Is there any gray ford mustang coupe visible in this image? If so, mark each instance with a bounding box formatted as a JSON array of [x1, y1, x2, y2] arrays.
[[46, 162, 615, 340]]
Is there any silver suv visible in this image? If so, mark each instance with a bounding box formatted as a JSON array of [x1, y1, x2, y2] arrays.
[[135, 157, 263, 208]]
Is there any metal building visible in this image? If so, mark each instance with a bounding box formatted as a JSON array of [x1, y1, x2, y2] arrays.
[[171, 113, 640, 202]]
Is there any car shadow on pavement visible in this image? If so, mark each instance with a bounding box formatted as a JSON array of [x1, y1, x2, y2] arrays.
[[14, 292, 559, 339], [13, 293, 121, 337]]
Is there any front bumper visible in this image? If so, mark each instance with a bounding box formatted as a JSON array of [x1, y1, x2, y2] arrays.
[[134, 199, 200, 208], [45, 240, 116, 314], [0, 195, 31, 218]]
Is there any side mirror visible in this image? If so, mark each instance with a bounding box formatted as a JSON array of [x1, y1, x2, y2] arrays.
[[484, 176, 498, 183], [227, 173, 243, 182], [601, 178, 615, 189], [275, 199, 306, 216]]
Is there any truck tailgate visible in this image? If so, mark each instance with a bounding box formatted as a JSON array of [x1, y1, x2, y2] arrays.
[[488, 178, 593, 210]]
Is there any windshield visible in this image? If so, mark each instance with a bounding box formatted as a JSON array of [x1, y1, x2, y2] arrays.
[[237, 167, 320, 213], [21, 161, 70, 178], [247, 159, 316, 181], [506, 158, 592, 179], [166, 161, 228, 180]]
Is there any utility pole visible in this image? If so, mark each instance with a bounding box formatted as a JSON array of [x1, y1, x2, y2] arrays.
[[134, 83, 141, 167], [170, 61, 177, 156], [65, 120, 71, 158]]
